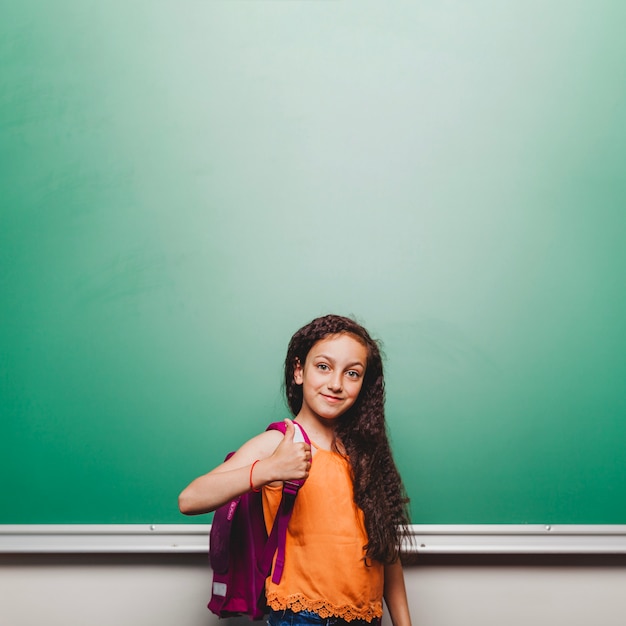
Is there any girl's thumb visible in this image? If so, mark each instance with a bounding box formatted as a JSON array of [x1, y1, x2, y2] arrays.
[[283, 418, 295, 441]]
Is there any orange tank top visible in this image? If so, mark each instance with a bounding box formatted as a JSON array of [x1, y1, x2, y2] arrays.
[[262, 445, 384, 622]]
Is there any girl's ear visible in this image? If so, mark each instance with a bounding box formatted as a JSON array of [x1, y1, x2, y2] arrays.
[[293, 358, 303, 385]]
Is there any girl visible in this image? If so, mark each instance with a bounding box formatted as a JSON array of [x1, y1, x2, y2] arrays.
[[179, 315, 412, 626]]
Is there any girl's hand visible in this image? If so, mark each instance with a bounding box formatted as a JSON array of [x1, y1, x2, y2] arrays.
[[178, 420, 310, 515], [267, 419, 312, 482]]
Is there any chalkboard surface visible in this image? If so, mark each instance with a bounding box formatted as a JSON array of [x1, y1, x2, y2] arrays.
[[2, 1, 625, 525]]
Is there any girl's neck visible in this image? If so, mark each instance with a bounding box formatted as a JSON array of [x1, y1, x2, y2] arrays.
[[294, 414, 337, 451]]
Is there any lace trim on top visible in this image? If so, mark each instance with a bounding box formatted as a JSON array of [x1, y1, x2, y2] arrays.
[[266, 591, 383, 623]]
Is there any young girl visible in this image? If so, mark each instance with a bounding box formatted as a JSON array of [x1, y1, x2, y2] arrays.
[[179, 315, 412, 626]]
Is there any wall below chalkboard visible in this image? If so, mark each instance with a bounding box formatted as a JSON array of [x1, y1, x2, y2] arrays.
[[2, 551, 626, 626]]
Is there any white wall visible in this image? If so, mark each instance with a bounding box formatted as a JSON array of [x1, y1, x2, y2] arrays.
[[1, 554, 626, 626]]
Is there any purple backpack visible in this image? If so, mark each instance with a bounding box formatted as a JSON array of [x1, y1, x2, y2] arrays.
[[208, 421, 310, 620]]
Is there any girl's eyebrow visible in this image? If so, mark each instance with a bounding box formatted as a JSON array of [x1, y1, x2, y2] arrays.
[[313, 354, 365, 368]]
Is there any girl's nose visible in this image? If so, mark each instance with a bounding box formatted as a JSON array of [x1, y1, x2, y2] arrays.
[[328, 375, 343, 391]]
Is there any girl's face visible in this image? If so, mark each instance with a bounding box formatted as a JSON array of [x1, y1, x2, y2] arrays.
[[293, 333, 368, 423]]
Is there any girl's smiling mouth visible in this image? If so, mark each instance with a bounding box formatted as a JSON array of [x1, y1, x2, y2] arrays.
[[321, 394, 342, 403]]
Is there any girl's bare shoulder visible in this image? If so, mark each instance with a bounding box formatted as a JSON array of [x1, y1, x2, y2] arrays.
[[244, 428, 284, 457], [216, 428, 283, 471]]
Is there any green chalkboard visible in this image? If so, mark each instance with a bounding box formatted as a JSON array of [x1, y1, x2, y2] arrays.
[[2, 1, 626, 525]]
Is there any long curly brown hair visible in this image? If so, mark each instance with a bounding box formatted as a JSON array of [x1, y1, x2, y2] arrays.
[[284, 314, 410, 564]]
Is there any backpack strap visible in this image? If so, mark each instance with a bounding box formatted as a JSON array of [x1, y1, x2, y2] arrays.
[[260, 420, 311, 585]]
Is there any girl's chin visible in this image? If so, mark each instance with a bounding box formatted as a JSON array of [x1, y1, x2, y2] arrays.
[[316, 410, 346, 423]]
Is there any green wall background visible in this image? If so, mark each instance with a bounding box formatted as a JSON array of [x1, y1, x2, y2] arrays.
[[1, 1, 625, 525]]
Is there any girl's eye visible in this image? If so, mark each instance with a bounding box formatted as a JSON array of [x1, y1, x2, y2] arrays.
[[346, 370, 361, 379], [317, 363, 330, 371]]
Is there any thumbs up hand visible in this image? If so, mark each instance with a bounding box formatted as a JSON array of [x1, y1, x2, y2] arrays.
[[269, 419, 311, 482]]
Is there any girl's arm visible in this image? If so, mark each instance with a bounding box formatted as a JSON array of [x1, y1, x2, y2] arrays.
[[178, 419, 310, 515], [383, 559, 412, 626]]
